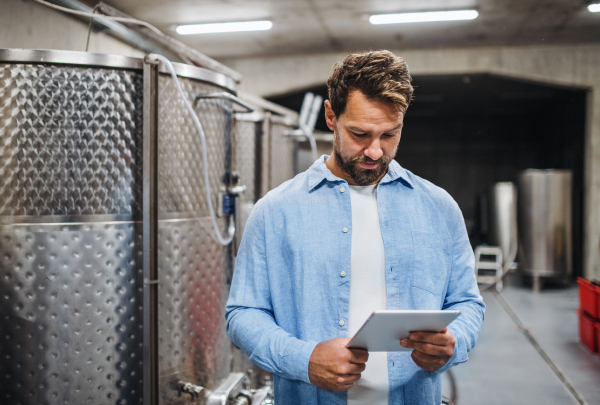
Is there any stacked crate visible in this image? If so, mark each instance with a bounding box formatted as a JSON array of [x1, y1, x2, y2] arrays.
[[577, 277, 600, 354]]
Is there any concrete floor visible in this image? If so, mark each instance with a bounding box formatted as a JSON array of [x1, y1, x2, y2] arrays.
[[442, 277, 600, 405]]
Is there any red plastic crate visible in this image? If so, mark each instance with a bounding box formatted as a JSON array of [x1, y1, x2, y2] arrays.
[[577, 277, 600, 320], [578, 309, 598, 353]]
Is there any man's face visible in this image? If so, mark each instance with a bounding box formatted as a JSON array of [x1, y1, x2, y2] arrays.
[[325, 90, 404, 186]]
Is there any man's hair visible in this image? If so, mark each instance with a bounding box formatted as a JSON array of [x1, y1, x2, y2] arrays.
[[326, 50, 413, 117]]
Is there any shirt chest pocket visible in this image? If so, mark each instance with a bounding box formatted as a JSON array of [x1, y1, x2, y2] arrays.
[[411, 230, 451, 299]]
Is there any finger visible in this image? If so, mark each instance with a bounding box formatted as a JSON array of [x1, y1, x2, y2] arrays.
[[411, 349, 448, 368], [337, 382, 356, 391], [400, 338, 414, 349], [409, 340, 453, 357], [409, 329, 452, 346], [338, 362, 366, 375], [336, 372, 362, 385], [348, 348, 369, 364], [348, 362, 366, 374]]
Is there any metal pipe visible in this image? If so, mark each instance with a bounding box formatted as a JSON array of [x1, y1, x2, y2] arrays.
[[96, 1, 243, 82], [47, 0, 183, 61], [142, 56, 160, 405]]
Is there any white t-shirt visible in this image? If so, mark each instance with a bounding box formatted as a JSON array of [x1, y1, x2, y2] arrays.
[[347, 184, 389, 405]]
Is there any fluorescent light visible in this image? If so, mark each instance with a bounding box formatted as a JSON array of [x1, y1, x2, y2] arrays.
[[176, 20, 272, 35], [589, 3, 600, 12], [370, 10, 479, 25]]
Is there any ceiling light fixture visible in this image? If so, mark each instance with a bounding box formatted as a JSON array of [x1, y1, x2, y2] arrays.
[[588, 3, 600, 12], [176, 20, 273, 35], [370, 10, 479, 25]]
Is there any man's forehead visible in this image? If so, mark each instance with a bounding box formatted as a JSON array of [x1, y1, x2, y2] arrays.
[[343, 90, 404, 122], [346, 122, 403, 133]]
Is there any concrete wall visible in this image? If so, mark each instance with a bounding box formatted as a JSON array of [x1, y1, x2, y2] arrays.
[[222, 44, 600, 280], [2, 0, 144, 57]]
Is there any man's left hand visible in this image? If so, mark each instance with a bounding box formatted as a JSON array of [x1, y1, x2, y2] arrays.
[[400, 327, 455, 372]]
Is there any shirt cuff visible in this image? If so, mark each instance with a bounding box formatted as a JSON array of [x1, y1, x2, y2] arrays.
[[436, 326, 468, 374], [281, 339, 319, 384]]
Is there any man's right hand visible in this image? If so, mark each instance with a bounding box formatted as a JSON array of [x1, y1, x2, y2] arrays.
[[308, 338, 369, 391]]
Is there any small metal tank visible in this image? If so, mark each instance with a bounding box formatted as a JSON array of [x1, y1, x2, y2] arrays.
[[488, 182, 518, 266], [232, 110, 300, 391], [233, 111, 299, 249], [517, 169, 573, 290], [0, 49, 249, 404]]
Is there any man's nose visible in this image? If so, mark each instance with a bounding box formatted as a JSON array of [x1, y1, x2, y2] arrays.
[[364, 138, 383, 161]]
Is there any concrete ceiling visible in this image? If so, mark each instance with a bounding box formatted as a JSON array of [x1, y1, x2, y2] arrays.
[[94, 0, 600, 59]]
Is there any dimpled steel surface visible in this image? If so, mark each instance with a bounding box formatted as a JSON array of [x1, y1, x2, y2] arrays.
[[156, 73, 234, 403], [0, 222, 144, 405], [0, 60, 145, 404], [269, 122, 296, 190], [157, 74, 232, 216], [0, 64, 143, 217], [234, 119, 258, 203], [157, 219, 231, 404]]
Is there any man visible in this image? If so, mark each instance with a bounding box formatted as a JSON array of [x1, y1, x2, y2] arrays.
[[225, 50, 485, 405]]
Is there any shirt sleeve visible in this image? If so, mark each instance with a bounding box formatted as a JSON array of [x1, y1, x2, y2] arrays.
[[437, 199, 486, 373], [225, 199, 318, 384]]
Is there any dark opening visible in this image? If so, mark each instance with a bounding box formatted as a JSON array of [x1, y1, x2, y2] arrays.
[[267, 74, 587, 279]]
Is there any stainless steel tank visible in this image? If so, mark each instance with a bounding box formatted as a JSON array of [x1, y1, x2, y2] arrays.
[[488, 182, 518, 266], [234, 112, 266, 205], [154, 59, 238, 405], [518, 169, 573, 290], [0, 49, 249, 404], [267, 115, 299, 193], [234, 112, 299, 202], [231, 110, 299, 391]]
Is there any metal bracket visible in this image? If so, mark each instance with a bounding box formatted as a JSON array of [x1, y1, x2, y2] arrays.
[[144, 54, 160, 65], [206, 372, 249, 405], [251, 385, 274, 405], [229, 185, 247, 195], [283, 128, 309, 138]]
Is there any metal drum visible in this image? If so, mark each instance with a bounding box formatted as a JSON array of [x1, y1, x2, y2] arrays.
[[235, 111, 301, 202], [154, 60, 238, 404], [268, 115, 298, 192], [488, 182, 518, 266], [0, 49, 242, 404], [518, 169, 573, 290], [231, 111, 300, 390]]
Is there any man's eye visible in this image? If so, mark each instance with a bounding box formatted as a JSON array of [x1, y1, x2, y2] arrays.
[[352, 132, 366, 137]]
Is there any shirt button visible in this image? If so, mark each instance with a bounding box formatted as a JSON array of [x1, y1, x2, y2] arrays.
[[339, 320, 345, 326], [343, 227, 348, 233], [340, 271, 346, 277], [340, 187, 346, 193]]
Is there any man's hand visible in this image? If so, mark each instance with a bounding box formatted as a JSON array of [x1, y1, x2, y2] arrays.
[[308, 338, 369, 391], [400, 327, 455, 372]]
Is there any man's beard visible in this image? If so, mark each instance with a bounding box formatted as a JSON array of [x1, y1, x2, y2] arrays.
[[333, 132, 394, 186]]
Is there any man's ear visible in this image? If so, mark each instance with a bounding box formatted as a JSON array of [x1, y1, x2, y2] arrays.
[[324, 100, 337, 132]]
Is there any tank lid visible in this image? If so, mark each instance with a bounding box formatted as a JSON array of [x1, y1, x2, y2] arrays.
[[0, 49, 237, 93], [0, 48, 143, 70], [159, 60, 237, 94]]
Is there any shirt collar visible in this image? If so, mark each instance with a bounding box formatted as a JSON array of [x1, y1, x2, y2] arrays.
[[307, 155, 414, 192]]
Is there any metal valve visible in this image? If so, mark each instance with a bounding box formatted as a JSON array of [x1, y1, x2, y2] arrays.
[[179, 381, 205, 399], [231, 389, 253, 405]]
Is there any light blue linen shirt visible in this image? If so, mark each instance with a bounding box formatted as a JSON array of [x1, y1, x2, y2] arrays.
[[225, 156, 485, 405]]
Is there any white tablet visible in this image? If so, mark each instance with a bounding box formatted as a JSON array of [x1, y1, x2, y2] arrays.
[[346, 310, 461, 352]]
